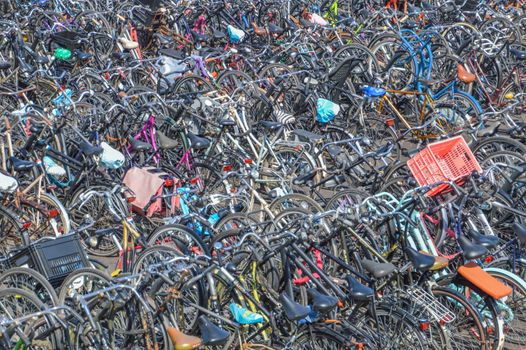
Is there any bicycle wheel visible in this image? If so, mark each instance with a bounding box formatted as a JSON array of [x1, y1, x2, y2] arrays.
[[147, 224, 207, 256], [0, 288, 60, 350], [485, 269, 526, 347], [0, 204, 23, 255], [58, 268, 112, 305], [0, 267, 59, 306], [431, 286, 487, 350], [289, 326, 348, 348]]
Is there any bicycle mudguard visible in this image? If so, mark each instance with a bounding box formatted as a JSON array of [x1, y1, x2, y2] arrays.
[[483, 267, 526, 293], [457, 262, 512, 300]]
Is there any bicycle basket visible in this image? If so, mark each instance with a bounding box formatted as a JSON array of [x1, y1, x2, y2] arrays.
[[50, 31, 83, 50], [406, 287, 456, 324], [407, 136, 481, 197], [8, 233, 90, 286]]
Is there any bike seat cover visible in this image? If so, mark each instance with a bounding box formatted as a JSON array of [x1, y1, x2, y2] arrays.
[[79, 140, 104, 156], [156, 130, 178, 150], [43, 156, 66, 177], [405, 246, 435, 272], [307, 288, 338, 314], [118, 37, 139, 50], [510, 48, 526, 60], [468, 230, 499, 250], [513, 222, 526, 244], [128, 137, 152, 152], [0, 172, 18, 193], [197, 315, 229, 346], [8, 157, 34, 172], [166, 327, 201, 350], [457, 262, 512, 299], [227, 25, 245, 43], [99, 142, 124, 169], [279, 293, 310, 321], [362, 85, 386, 98], [229, 303, 265, 324], [458, 235, 488, 260], [346, 275, 373, 301], [187, 132, 210, 150], [360, 259, 396, 279], [457, 64, 476, 84], [316, 98, 340, 123]]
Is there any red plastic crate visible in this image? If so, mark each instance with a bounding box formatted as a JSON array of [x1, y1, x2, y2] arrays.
[[407, 136, 482, 197]]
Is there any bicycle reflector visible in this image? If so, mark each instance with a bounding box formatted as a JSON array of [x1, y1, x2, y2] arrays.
[[164, 178, 174, 187], [22, 222, 32, 230], [48, 208, 59, 218], [243, 159, 253, 164], [419, 319, 430, 331], [386, 118, 395, 127], [223, 164, 233, 172]]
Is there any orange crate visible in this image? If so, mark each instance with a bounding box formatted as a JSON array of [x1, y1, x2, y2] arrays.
[[407, 136, 482, 197]]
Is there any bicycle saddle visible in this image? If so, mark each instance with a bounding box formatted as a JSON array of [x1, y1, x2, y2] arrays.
[[307, 288, 338, 314], [362, 85, 386, 98], [259, 120, 282, 130], [112, 52, 131, 60], [513, 222, 526, 244], [291, 129, 323, 142], [360, 259, 396, 279], [509, 48, 526, 60], [213, 30, 226, 39], [197, 315, 229, 346], [477, 123, 500, 138], [468, 230, 499, 250], [118, 37, 139, 50], [8, 157, 34, 172], [279, 293, 310, 321], [0, 172, 18, 193], [187, 132, 210, 150], [252, 22, 267, 36], [403, 20, 419, 29], [159, 48, 185, 60], [153, 33, 174, 45], [457, 64, 476, 84], [268, 24, 284, 35], [128, 138, 152, 152], [191, 30, 208, 42], [346, 275, 373, 301], [418, 251, 449, 271], [417, 78, 443, 87], [292, 170, 317, 186], [405, 247, 435, 272], [156, 130, 178, 150], [0, 60, 11, 70], [166, 327, 201, 350], [219, 119, 236, 127], [74, 50, 93, 60], [79, 140, 103, 156], [458, 235, 488, 260]]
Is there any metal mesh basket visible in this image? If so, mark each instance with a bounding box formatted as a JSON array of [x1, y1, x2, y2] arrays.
[[406, 287, 456, 324]]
